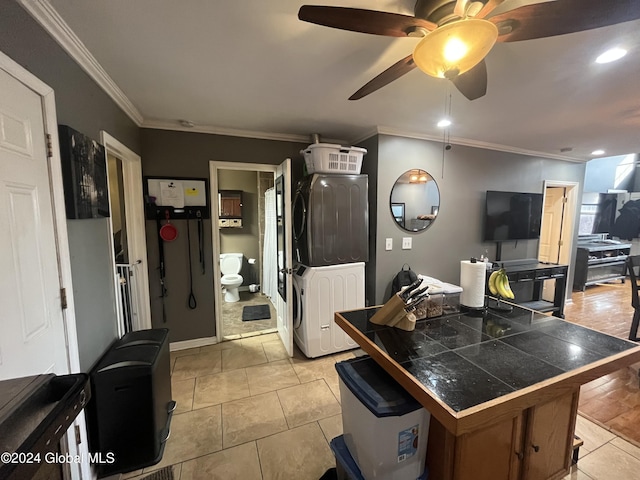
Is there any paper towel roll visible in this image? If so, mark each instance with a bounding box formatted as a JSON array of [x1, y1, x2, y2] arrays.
[[460, 260, 486, 309]]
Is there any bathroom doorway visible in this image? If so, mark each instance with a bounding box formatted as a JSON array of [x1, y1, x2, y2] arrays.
[[210, 161, 279, 340]]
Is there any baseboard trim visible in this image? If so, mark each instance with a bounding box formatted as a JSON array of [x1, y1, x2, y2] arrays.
[[170, 336, 219, 351]]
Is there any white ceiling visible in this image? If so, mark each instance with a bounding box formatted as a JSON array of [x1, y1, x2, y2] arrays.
[[33, 0, 640, 161]]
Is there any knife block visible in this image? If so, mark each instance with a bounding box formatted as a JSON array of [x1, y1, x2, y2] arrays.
[[370, 293, 417, 331]]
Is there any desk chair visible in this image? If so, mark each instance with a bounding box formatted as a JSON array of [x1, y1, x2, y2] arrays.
[[626, 255, 640, 342]]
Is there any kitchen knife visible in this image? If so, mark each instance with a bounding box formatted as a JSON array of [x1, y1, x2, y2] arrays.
[[400, 279, 423, 301], [406, 285, 429, 304]]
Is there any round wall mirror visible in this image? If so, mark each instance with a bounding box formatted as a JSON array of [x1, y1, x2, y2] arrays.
[[390, 169, 440, 232]]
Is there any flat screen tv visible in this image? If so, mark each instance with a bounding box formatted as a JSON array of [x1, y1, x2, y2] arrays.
[[483, 190, 544, 241]]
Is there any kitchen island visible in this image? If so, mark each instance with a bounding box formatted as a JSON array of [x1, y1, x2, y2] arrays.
[[335, 303, 640, 480]]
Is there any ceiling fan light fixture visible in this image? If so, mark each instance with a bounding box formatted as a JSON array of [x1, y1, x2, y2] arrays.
[[412, 18, 498, 79]]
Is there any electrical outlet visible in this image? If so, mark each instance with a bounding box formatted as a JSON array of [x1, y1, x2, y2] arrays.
[[402, 237, 412, 250], [385, 238, 393, 251]]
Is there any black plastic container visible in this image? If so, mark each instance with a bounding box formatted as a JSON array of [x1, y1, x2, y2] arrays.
[[86, 328, 174, 477]]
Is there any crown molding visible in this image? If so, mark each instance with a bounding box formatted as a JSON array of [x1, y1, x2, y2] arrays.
[[350, 128, 380, 146], [15, 0, 589, 160], [142, 119, 348, 145], [19, 0, 144, 126], [18, 0, 352, 145], [375, 126, 585, 163]]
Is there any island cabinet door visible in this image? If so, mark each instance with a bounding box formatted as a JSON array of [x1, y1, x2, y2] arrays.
[[450, 414, 525, 480], [522, 389, 579, 480]]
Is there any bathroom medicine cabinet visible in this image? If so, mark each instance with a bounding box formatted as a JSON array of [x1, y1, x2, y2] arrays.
[[218, 190, 243, 228]]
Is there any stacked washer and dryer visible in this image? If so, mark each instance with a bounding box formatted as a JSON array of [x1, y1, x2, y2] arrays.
[[292, 145, 369, 358]]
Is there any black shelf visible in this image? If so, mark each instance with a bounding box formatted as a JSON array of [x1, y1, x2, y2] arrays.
[[573, 242, 631, 291], [489, 259, 568, 318], [518, 300, 556, 313]]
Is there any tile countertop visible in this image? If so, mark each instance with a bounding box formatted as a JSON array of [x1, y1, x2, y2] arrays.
[[335, 303, 640, 436]]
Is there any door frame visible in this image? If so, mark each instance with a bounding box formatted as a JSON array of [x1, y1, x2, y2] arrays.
[[100, 131, 152, 331], [540, 180, 579, 302], [0, 50, 88, 480], [209, 161, 278, 341]]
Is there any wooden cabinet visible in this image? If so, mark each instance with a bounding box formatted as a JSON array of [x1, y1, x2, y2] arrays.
[[336, 306, 640, 480], [219, 190, 242, 217], [524, 391, 577, 480], [218, 190, 243, 228], [451, 414, 523, 480], [573, 242, 631, 291], [428, 389, 578, 480]]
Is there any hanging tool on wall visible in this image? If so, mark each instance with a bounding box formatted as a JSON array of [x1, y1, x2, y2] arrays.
[[159, 209, 178, 242], [196, 210, 205, 274], [186, 209, 197, 309], [156, 216, 168, 323]]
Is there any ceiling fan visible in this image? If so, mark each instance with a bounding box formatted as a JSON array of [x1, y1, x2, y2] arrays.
[[298, 0, 640, 101]]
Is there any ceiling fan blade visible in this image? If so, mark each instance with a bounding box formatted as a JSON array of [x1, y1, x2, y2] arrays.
[[451, 60, 488, 100], [453, 0, 469, 18], [349, 55, 417, 100], [475, 0, 508, 19], [491, 0, 640, 42], [298, 5, 437, 37]]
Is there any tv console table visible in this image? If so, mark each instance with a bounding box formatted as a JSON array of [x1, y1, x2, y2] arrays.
[[492, 259, 568, 318], [573, 241, 631, 291]]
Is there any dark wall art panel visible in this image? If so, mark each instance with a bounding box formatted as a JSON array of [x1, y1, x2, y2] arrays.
[[59, 125, 109, 219]]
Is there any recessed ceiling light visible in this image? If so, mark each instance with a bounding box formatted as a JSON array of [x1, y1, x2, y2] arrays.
[[591, 149, 605, 156], [179, 119, 195, 128], [437, 119, 452, 128], [595, 47, 627, 64]]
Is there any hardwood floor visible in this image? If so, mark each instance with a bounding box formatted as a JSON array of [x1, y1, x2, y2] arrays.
[[563, 280, 640, 446]]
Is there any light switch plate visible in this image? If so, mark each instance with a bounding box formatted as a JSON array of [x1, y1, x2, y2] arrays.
[[385, 238, 393, 251], [402, 237, 412, 250]]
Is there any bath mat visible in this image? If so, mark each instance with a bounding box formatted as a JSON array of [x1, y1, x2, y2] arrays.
[[242, 304, 271, 321], [141, 466, 173, 480]]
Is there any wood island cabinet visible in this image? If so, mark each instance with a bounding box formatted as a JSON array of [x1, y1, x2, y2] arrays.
[[428, 389, 578, 480], [335, 305, 640, 480]]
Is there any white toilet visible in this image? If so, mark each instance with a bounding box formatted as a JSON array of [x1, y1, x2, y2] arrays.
[[220, 253, 243, 302]]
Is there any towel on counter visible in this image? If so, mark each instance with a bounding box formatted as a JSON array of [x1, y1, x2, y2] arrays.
[[417, 274, 463, 294]]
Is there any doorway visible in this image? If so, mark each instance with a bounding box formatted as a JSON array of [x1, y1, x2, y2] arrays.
[[210, 162, 279, 340], [539, 181, 579, 302], [101, 131, 151, 333]]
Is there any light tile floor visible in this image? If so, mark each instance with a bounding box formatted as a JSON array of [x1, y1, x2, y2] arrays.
[[116, 332, 640, 480]]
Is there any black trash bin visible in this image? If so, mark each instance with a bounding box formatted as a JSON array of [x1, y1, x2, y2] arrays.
[[86, 328, 175, 477]]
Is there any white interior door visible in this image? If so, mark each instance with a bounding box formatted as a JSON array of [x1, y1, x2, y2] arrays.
[[0, 68, 69, 379], [275, 158, 293, 356], [539, 186, 566, 302], [539, 187, 566, 264]]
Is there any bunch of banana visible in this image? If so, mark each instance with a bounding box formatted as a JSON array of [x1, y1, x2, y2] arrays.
[[488, 268, 515, 300]]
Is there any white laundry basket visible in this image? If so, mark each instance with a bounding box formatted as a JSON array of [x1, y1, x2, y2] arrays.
[[336, 356, 430, 480], [301, 143, 366, 174]]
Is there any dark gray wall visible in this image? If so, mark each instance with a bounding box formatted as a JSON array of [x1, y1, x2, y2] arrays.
[[67, 219, 119, 371], [359, 136, 379, 306], [0, 1, 142, 371], [0, 1, 141, 153], [372, 134, 586, 304], [140, 128, 307, 342]]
